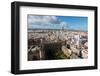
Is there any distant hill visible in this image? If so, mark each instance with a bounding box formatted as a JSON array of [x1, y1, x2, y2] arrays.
[[28, 28, 87, 32]]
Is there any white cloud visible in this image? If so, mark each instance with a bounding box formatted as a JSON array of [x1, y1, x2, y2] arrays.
[[28, 15, 68, 29], [28, 15, 59, 25]]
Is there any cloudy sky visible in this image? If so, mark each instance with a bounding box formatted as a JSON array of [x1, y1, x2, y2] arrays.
[[27, 15, 88, 31]]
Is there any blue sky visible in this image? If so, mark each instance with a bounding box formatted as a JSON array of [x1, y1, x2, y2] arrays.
[[28, 15, 88, 31]]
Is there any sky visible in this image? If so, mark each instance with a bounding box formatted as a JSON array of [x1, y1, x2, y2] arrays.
[[28, 15, 88, 31]]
